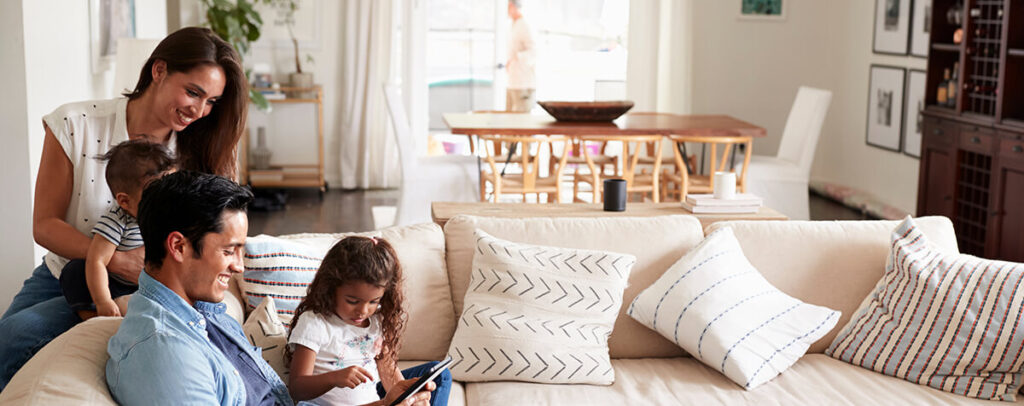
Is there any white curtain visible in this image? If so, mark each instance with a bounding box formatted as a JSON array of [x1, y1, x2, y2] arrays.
[[626, 0, 693, 115], [337, 0, 399, 189]]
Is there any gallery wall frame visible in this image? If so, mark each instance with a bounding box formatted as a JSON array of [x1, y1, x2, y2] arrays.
[[910, 0, 932, 57], [902, 69, 927, 158], [866, 64, 907, 152], [90, 0, 137, 73], [738, 0, 786, 21], [873, 0, 912, 55]]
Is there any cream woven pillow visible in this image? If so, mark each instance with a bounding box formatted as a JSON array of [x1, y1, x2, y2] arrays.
[[242, 298, 289, 381], [447, 230, 635, 385]]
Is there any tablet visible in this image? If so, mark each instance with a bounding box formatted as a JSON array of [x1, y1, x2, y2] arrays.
[[388, 356, 453, 406]]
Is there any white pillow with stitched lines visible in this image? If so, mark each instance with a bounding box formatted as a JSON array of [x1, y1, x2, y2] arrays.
[[628, 226, 841, 389], [447, 229, 635, 384]]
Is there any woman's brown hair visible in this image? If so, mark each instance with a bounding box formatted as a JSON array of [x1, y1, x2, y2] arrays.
[[124, 26, 246, 177], [286, 236, 408, 369]]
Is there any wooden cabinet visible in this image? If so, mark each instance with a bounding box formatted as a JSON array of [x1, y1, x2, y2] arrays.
[[990, 131, 1024, 262], [917, 117, 957, 220], [917, 0, 1024, 260]]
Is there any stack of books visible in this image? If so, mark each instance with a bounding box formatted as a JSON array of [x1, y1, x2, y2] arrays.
[[681, 194, 763, 214]]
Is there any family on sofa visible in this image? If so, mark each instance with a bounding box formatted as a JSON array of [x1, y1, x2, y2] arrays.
[[4, 25, 1024, 406]]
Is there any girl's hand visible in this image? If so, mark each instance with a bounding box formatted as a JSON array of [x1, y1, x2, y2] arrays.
[[382, 380, 436, 406], [108, 248, 144, 284], [333, 365, 374, 389], [96, 299, 122, 317]]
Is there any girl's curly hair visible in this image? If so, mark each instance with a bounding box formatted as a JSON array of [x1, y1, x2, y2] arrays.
[[285, 236, 407, 369]]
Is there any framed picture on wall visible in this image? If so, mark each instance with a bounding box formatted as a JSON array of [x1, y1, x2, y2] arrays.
[[90, 0, 137, 73], [866, 65, 906, 152], [910, 0, 932, 57], [902, 70, 927, 158], [738, 0, 785, 20], [873, 0, 911, 55]]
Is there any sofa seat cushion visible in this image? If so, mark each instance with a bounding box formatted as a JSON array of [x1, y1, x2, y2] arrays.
[[444, 215, 705, 359], [462, 355, 1024, 405]]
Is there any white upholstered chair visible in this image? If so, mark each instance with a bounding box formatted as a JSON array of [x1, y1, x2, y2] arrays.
[[742, 86, 832, 220], [373, 85, 480, 228]]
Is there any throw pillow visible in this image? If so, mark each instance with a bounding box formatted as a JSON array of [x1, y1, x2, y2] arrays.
[[447, 230, 636, 385], [242, 297, 289, 381], [827, 216, 1024, 401], [242, 235, 327, 328], [627, 227, 841, 389]]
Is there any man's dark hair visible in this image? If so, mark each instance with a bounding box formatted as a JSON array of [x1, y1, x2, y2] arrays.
[[99, 140, 176, 195], [138, 170, 253, 269]]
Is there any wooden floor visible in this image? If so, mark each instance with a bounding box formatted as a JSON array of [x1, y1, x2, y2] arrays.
[[246, 188, 867, 236]]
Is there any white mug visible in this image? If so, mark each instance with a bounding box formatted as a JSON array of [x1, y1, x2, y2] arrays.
[[714, 171, 737, 200]]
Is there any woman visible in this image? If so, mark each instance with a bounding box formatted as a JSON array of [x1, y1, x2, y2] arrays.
[[0, 26, 247, 389]]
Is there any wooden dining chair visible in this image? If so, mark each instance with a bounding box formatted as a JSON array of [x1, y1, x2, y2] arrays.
[[662, 134, 752, 201], [478, 134, 570, 203], [574, 134, 664, 203]]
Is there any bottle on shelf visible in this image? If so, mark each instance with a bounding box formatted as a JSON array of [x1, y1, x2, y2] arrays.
[[938, 68, 950, 106], [948, 63, 959, 107]]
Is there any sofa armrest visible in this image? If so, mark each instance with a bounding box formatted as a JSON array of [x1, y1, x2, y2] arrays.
[[0, 318, 121, 405]]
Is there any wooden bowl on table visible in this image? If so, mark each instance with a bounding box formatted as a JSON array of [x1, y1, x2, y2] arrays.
[[537, 101, 635, 122]]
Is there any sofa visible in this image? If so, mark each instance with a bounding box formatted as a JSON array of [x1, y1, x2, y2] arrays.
[[1, 214, 1020, 405]]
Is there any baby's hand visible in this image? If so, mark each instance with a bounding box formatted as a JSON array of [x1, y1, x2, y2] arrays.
[[96, 300, 122, 317], [333, 365, 373, 389]]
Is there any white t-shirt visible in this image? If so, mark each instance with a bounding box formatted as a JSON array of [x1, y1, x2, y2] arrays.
[[40, 98, 176, 277], [288, 312, 383, 406], [507, 17, 537, 89]]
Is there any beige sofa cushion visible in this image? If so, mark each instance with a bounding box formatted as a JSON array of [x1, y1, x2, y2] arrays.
[[0, 318, 120, 405], [463, 355, 1022, 405], [705, 216, 958, 354], [444, 215, 705, 359]]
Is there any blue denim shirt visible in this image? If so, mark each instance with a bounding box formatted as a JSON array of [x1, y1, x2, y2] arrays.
[[106, 272, 293, 405]]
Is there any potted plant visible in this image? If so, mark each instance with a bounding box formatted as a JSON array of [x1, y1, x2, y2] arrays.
[[279, 0, 315, 99]]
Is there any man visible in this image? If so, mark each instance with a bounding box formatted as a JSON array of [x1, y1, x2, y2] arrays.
[[106, 171, 433, 405], [506, 0, 536, 112]]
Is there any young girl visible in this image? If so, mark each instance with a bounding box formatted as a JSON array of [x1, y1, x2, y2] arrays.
[[287, 236, 451, 406]]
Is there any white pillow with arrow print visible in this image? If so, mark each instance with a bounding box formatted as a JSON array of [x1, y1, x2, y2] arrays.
[[446, 229, 636, 384]]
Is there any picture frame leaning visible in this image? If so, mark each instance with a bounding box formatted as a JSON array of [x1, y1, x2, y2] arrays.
[[866, 65, 907, 152], [873, 0, 911, 55], [902, 70, 927, 158]]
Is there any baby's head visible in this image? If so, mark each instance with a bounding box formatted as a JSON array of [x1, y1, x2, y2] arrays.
[[100, 140, 176, 217]]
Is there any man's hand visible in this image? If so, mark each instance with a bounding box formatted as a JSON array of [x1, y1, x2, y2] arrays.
[[96, 299, 122, 317], [381, 379, 435, 406], [333, 365, 374, 389], [108, 247, 144, 284]]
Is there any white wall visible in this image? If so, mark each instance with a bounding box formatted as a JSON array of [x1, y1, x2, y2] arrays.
[[689, 0, 925, 213], [0, 1, 34, 315], [0, 1, 167, 312]]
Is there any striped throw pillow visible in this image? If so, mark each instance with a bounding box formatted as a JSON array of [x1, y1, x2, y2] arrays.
[[242, 236, 325, 328], [627, 227, 841, 389], [827, 216, 1024, 401]]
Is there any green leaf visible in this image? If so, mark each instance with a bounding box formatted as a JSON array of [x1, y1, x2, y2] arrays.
[[250, 89, 271, 112]]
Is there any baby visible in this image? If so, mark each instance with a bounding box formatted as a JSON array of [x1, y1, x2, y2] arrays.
[[60, 139, 175, 320]]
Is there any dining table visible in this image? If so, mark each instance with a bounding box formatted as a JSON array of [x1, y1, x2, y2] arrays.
[[442, 112, 766, 138], [443, 111, 767, 180]]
